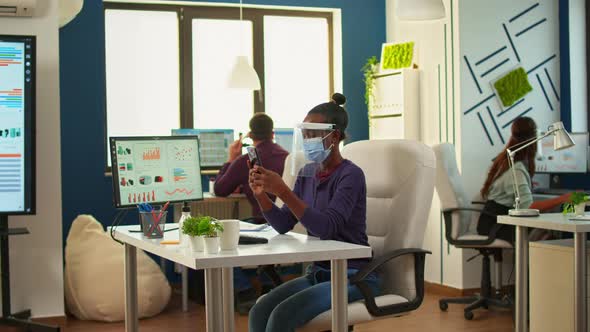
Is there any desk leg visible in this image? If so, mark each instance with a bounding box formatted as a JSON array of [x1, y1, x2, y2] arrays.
[[222, 267, 235, 332], [331, 259, 348, 332], [574, 232, 587, 332], [124, 244, 138, 332], [205, 268, 224, 332], [515, 226, 528, 332], [181, 265, 188, 312]]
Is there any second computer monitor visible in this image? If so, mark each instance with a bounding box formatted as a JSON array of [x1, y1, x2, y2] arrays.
[[274, 128, 294, 153], [172, 129, 234, 169], [536, 132, 589, 173]]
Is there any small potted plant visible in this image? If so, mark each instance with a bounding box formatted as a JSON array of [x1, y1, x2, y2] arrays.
[[181, 216, 204, 252], [563, 192, 589, 216], [197, 216, 224, 254]]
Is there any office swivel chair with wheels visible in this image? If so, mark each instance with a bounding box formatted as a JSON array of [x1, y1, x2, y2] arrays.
[[433, 143, 512, 320], [296, 139, 435, 331]]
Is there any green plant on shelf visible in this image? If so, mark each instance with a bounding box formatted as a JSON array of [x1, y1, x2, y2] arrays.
[[562, 192, 589, 215], [181, 215, 223, 237], [362, 56, 379, 107]]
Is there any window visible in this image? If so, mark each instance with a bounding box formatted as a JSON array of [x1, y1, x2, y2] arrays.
[[192, 19, 254, 135], [264, 16, 331, 128], [104, 3, 334, 169], [104, 9, 180, 166]]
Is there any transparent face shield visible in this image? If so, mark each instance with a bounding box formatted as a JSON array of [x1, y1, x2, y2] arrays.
[[291, 123, 336, 178]]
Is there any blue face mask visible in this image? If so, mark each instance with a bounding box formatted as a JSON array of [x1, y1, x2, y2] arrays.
[[303, 133, 333, 163]]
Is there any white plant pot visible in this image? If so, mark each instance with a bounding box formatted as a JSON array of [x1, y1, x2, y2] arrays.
[[575, 203, 586, 216], [203, 236, 220, 254], [188, 236, 203, 252]]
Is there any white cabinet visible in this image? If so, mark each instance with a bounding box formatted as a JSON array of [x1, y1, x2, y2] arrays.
[[369, 69, 420, 140], [530, 239, 590, 332]]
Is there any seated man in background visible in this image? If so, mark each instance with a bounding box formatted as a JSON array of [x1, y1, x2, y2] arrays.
[[214, 113, 289, 222], [212, 113, 289, 313]]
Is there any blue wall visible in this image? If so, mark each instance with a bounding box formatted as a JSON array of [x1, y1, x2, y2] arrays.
[[59, 0, 386, 241]]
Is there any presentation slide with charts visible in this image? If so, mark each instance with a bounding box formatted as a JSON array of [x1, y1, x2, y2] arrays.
[[535, 133, 589, 173], [0, 36, 34, 213], [110, 136, 203, 208]]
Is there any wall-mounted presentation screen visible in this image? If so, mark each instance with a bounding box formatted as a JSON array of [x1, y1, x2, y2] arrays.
[[109, 136, 203, 208], [0, 35, 35, 215]]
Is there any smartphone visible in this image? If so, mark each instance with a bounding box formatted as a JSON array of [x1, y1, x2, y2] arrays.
[[247, 146, 263, 168]]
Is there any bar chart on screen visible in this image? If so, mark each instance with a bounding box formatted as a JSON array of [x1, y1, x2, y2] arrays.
[[0, 44, 25, 112]]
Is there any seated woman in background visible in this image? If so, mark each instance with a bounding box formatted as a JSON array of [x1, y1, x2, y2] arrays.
[[478, 116, 571, 243], [247, 93, 381, 332]]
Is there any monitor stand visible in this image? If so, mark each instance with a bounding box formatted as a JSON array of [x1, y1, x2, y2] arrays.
[[0, 215, 60, 331]]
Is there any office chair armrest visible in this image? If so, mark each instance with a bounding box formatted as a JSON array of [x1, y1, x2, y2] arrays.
[[442, 208, 504, 246], [350, 248, 431, 317]]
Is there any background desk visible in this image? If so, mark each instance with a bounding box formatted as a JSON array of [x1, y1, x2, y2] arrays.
[[498, 213, 590, 332], [113, 223, 372, 332]]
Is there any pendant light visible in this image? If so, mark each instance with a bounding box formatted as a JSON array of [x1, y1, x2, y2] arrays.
[[227, 0, 261, 90], [396, 0, 446, 21]]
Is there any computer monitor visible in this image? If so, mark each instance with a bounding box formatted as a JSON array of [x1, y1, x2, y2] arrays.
[[0, 35, 36, 215], [535, 132, 589, 173], [109, 136, 203, 208], [274, 128, 294, 154], [172, 129, 234, 169]]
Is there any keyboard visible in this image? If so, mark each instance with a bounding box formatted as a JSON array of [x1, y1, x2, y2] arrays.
[[533, 188, 590, 195], [238, 235, 268, 245]]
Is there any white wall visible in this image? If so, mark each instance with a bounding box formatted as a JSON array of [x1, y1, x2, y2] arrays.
[[569, 0, 588, 132], [388, 0, 564, 289], [386, 0, 468, 288], [0, 2, 64, 318]]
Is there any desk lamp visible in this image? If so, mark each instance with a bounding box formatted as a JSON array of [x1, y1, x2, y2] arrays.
[[507, 121, 575, 216]]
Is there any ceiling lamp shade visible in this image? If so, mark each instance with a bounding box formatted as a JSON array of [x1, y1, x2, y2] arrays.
[[59, 0, 84, 28], [396, 0, 446, 21], [228, 56, 261, 90]]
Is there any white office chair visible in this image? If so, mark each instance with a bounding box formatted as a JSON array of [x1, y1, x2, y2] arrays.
[[297, 139, 436, 331], [432, 143, 512, 320]]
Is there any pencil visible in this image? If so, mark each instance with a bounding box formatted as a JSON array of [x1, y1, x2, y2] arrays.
[[160, 240, 180, 245]]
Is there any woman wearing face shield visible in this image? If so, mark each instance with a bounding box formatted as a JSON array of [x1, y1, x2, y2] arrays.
[[248, 93, 381, 332]]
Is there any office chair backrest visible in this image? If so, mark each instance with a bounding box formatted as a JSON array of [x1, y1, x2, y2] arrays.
[[432, 143, 472, 240], [342, 139, 436, 300]]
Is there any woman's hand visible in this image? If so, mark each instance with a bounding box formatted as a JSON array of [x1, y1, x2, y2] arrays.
[[249, 165, 289, 197]]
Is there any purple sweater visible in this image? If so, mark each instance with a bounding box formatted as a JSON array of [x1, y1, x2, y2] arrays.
[[262, 159, 371, 270], [214, 140, 288, 217]]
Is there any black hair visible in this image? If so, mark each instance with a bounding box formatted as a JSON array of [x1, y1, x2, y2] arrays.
[[249, 113, 274, 141], [307, 93, 348, 139]]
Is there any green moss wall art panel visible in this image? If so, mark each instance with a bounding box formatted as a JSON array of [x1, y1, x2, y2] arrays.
[[380, 42, 414, 71], [493, 67, 533, 107]]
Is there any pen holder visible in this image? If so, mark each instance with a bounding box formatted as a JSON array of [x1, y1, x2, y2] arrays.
[[139, 211, 167, 239]]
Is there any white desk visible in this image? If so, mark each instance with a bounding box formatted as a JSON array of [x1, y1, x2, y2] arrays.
[[498, 213, 590, 332], [112, 223, 372, 332]]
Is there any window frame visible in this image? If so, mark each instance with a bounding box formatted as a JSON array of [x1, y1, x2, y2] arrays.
[[103, 2, 335, 172]]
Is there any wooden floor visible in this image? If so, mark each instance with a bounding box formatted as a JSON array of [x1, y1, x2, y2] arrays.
[[29, 288, 513, 332]]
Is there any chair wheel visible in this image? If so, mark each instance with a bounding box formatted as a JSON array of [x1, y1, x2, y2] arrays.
[[439, 301, 448, 311], [464, 311, 474, 320]]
